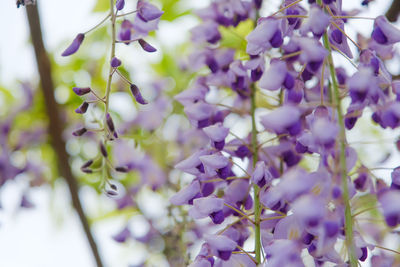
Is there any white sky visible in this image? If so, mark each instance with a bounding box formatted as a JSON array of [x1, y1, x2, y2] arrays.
[[0, 0, 397, 267]]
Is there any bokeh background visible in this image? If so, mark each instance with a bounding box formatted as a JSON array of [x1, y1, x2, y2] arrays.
[[0, 0, 398, 266]]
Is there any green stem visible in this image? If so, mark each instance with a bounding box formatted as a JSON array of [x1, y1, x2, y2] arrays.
[[319, 6, 357, 265], [251, 84, 261, 264]]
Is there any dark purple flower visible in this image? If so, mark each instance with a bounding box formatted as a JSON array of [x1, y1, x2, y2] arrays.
[[251, 161, 272, 188], [62, 33, 85, 57], [130, 84, 148, 105], [75, 101, 89, 114], [138, 39, 157, 52], [100, 142, 108, 158], [72, 127, 87, 136], [111, 57, 122, 67], [203, 123, 229, 150], [246, 18, 281, 55], [106, 113, 115, 133], [72, 87, 91, 96], [189, 196, 225, 224], [119, 20, 133, 42]]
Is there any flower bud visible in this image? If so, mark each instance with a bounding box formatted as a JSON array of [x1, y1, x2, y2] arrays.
[[81, 159, 93, 169], [62, 33, 85, 57], [111, 57, 121, 68], [115, 166, 128, 173], [100, 142, 108, 158], [72, 87, 91, 96], [106, 113, 115, 132], [138, 39, 157, 53], [116, 0, 125, 10], [75, 101, 89, 114], [130, 84, 148, 105], [72, 127, 87, 136]]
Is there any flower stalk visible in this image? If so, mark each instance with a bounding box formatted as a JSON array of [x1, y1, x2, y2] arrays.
[[319, 4, 357, 265]]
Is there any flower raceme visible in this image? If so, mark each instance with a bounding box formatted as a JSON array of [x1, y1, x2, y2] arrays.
[[170, 0, 400, 266]]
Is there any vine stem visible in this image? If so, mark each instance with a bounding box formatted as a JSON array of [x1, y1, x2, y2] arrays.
[[318, 1, 357, 264], [25, 4, 104, 267], [102, 0, 117, 181], [251, 83, 261, 264]]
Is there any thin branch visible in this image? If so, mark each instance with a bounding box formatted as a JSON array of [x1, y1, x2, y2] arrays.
[[25, 4, 104, 267]]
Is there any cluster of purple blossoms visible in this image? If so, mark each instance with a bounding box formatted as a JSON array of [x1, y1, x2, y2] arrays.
[[171, 0, 400, 266]]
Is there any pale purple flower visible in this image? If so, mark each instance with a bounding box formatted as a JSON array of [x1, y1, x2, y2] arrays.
[[378, 189, 400, 227], [189, 196, 225, 224], [175, 149, 212, 175], [204, 234, 237, 261], [137, 1, 164, 22], [293, 195, 325, 228], [258, 60, 287, 91], [191, 21, 221, 44], [329, 20, 353, 58], [260, 105, 302, 135], [300, 5, 330, 37], [246, 18, 282, 55], [112, 227, 130, 243], [203, 123, 229, 150], [263, 240, 305, 267], [199, 153, 229, 177], [251, 161, 272, 187], [170, 180, 201, 205]]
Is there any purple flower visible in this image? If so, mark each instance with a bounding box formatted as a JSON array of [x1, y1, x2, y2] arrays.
[[191, 21, 221, 44], [298, 37, 328, 73], [130, 84, 148, 105], [372, 16, 400, 45], [137, 1, 164, 22], [251, 161, 272, 188], [246, 18, 282, 55], [72, 127, 87, 136], [258, 60, 287, 91], [263, 240, 304, 267], [184, 101, 214, 128], [138, 39, 157, 52], [20, 194, 34, 208], [203, 123, 229, 150], [199, 153, 229, 177], [293, 195, 325, 228], [72, 87, 91, 96], [111, 57, 122, 67], [170, 180, 201, 205], [378, 189, 400, 227], [119, 20, 133, 42], [300, 5, 330, 37], [75, 101, 89, 114], [348, 67, 378, 103], [175, 149, 211, 175], [189, 196, 225, 224], [112, 227, 130, 243], [62, 33, 85, 57], [116, 0, 125, 11], [260, 105, 302, 135], [310, 117, 338, 148], [204, 234, 237, 261], [328, 20, 353, 58]]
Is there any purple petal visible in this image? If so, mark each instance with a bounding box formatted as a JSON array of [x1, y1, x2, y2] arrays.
[[170, 180, 201, 205], [258, 60, 287, 91]]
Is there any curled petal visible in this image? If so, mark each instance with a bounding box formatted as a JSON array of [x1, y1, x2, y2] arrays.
[[137, 1, 164, 22]]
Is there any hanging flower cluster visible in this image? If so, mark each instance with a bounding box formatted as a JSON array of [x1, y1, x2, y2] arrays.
[[171, 0, 400, 266], [62, 0, 163, 194]]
